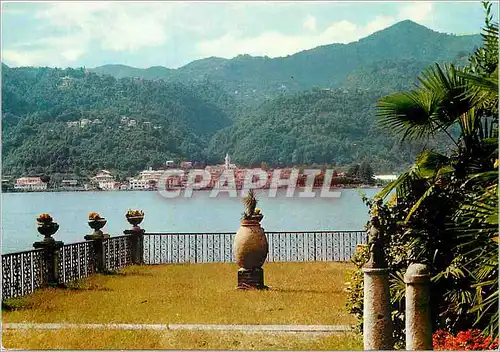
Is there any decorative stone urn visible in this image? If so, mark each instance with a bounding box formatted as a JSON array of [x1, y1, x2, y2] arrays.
[[85, 218, 109, 240], [37, 222, 59, 242], [126, 215, 144, 228]]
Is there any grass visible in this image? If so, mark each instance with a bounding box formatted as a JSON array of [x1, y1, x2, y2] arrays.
[[2, 262, 355, 325], [2, 329, 363, 350]]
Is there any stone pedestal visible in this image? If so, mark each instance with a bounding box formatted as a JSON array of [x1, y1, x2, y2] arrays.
[[124, 227, 144, 265], [33, 239, 64, 287], [404, 263, 432, 351], [237, 268, 267, 289], [362, 267, 394, 350], [84, 233, 110, 273]]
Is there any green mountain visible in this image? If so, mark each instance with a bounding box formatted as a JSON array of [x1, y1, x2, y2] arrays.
[[1, 66, 232, 177], [90, 20, 481, 103], [206, 89, 433, 172], [1, 20, 481, 177]]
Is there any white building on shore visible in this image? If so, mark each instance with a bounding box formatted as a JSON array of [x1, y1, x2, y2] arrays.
[[14, 177, 47, 191], [128, 178, 147, 190], [139, 168, 164, 183], [91, 170, 116, 190], [374, 174, 399, 181]]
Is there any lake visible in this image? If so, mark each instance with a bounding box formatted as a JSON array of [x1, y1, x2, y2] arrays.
[[1, 188, 381, 253]]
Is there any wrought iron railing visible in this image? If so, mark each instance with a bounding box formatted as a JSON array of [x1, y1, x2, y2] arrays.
[[57, 241, 95, 285], [103, 235, 133, 271], [2, 249, 47, 300], [143, 232, 235, 264], [2, 230, 367, 300], [143, 231, 367, 264]]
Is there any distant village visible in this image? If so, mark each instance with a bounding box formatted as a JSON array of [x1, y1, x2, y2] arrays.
[[2, 153, 398, 193]]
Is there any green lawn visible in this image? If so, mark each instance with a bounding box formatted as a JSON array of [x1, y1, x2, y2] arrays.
[[3, 329, 362, 350], [2, 261, 359, 349]]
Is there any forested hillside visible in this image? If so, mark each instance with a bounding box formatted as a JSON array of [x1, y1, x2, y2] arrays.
[[1, 20, 480, 177], [206, 89, 438, 170], [1, 66, 233, 177]]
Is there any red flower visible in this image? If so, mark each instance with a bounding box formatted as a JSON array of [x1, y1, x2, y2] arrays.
[[433, 329, 498, 350]]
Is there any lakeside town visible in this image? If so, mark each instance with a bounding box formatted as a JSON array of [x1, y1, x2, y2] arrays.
[[2, 153, 397, 193]]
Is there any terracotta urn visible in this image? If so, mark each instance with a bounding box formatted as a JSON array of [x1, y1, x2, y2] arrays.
[[233, 219, 268, 269]]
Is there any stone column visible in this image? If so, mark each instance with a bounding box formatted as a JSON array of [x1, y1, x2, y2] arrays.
[[33, 239, 64, 287], [84, 235, 107, 273], [362, 215, 393, 350], [124, 227, 144, 265], [34, 220, 63, 287], [85, 218, 110, 273], [363, 267, 393, 350], [404, 263, 432, 351]]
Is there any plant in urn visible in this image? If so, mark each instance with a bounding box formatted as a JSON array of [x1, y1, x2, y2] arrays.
[[126, 209, 144, 230], [233, 189, 268, 289], [36, 213, 59, 242], [85, 212, 109, 240]]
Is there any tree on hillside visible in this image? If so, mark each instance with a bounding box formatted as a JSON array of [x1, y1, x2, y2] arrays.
[[347, 163, 360, 178], [358, 162, 374, 184]]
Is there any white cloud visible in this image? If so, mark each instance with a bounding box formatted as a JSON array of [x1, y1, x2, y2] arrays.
[[2, 2, 186, 66], [35, 2, 177, 52], [2, 1, 438, 67], [2, 49, 54, 67], [197, 3, 434, 60], [398, 2, 434, 23], [197, 15, 400, 59], [303, 15, 317, 32]]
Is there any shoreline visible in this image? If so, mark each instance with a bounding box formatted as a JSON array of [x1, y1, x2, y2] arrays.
[[2, 184, 382, 194]]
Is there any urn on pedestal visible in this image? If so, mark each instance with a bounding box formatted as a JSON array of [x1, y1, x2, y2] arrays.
[[85, 212, 110, 240], [233, 190, 269, 289], [125, 209, 145, 230], [35, 213, 60, 243]]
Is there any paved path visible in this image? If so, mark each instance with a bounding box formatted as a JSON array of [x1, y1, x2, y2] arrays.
[[3, 323, 352, 333]]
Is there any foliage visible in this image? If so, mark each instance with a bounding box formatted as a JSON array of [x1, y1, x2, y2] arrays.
[[36, 213, 53, 224], [126, 210, 144, 218], [242, 189, 258, 220], [344, 1, 498, 346], [88, 212, 103, 221], [1, 67, 232, 177], [207, 89, 450, 171], [433, 329, 499, 350]]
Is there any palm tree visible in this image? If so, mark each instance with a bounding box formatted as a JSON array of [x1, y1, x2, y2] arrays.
[[374, 0, 498, 338]]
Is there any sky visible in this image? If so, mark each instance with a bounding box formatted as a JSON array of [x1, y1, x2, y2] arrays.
[[1, 1, 498, 69]]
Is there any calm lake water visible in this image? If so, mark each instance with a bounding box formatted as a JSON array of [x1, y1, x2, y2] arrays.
[[1, 188, 381, 253]]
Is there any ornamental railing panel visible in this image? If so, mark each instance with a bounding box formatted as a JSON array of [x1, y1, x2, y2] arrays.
[[143, 231, 367, 265], [143, 233, 236, 264], [57, 241, 95, 285], [2, 249, 47, 300], [103, 235, 133, 271]]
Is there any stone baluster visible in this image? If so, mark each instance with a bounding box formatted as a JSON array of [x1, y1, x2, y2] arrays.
[[362, 215, 394, 350], [404, 263, 432, 350]]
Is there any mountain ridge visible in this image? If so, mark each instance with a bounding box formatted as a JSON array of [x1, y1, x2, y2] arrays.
[[90, 20, 479, 72], [84, 20, 481, 104]]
